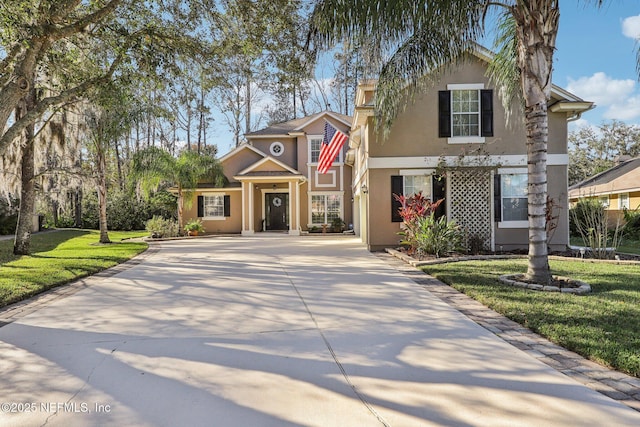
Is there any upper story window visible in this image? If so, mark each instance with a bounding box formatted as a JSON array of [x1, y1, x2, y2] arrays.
[[309, 137, 322, 163], [452, 89, 480, 137], [439, 84, 493, 143]]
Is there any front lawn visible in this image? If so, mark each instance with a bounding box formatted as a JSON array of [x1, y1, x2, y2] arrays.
[[422, 259, 640, 377], [0, 230, 148, 308], [570, 236, 640, 256]]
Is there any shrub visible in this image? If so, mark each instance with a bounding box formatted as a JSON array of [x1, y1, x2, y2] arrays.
[[107, 191, 149, 231], [570, 198, 623, 259], [623, 208, 640, 240], [0, 196, 18, 235], [145, 215, 179, 238], [149, 190, 177, 220], [414, 213, 463, 258], [331, 217, 344, 232], [394, 192, 445, 255]]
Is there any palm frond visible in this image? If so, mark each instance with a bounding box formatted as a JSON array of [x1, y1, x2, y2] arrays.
[[487, 11, 521, 124]]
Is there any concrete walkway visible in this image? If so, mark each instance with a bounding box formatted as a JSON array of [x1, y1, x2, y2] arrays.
[[1, 236, 640, 426]]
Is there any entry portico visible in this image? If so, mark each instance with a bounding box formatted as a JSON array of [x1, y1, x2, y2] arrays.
[[234, 158, 306, 235]]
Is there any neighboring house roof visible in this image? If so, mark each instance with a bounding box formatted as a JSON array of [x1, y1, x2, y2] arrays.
[[245, 111, 352, 138], [569, 157, 640, 198]]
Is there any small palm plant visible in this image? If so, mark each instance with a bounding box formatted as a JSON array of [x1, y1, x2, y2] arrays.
[[184, 219, 205, 236]]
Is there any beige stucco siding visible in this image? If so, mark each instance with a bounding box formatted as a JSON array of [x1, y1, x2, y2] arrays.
[[221, 150, 264, 183], [182, 190, 242, 234], [367, 57, 568, 158], [248, 138, 297, 170], [367, 168, 402, 250]]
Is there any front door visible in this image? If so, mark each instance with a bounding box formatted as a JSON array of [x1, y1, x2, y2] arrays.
[[265, 193, 289, 231]]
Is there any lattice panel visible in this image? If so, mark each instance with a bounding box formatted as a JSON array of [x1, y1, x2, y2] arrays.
[[448, 170, 492, 251]]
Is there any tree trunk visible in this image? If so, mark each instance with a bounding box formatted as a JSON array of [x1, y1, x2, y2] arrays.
[[524, 102, 551, 284], [177, 186, 184, 235], [97, 152, 111, 244], [13, 81, 37, 255], [74, 188, 82, 228], [512, 2, 559, 285], [114, 138, 124, 190]]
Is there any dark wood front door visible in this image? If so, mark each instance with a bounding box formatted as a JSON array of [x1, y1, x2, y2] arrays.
[[265, 193, 289, 231]]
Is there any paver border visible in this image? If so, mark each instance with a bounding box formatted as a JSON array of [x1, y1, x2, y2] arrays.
[[377, 251, 640, 412]]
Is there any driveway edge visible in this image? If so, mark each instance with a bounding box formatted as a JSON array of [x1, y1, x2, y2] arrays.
[[0, 243, 161, 326], [376, 251, 640, 412]]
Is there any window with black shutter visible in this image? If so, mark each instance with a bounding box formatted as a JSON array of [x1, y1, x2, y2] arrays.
[[439, 87, 493, 139], [391, 176, 404, 222], [197, 196, 204, 218], [224, 195, 231, 217]]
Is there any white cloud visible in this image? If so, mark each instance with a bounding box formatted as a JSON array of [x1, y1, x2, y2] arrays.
[[566, 72, 635, 107], [603, 94, 640, 121], [622, 15, 640, 40]]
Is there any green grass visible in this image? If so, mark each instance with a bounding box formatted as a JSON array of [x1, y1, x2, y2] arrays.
[[570, 235, 640, 255], [0, 230, 148, 308], [422, 259, 640, 377]]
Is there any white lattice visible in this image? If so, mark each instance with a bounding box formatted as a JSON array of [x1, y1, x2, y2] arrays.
[[448, 169, 492, 251]]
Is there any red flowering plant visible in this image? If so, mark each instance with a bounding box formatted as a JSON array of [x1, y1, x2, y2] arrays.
[[394, 192, 444, 255]]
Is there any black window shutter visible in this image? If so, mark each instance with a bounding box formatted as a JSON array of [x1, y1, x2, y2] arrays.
[[197, 195, 204, 217], [391, 176, 404, 223], [481, 89, 494, 137], [432, 175, 446, 219], [493, 174, 501, 222], [438, 90, 451, 138], [223, 195, 231, 217]]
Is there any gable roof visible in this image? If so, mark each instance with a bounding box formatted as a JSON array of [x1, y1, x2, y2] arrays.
[[246, 111, 352, 138], [569, 157, 640, 196], [235, 156, 303, 179], [219, 142, 266, 163], [353, 44, 593, 121]]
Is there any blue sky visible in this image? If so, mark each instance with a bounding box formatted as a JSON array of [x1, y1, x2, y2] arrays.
[[553, 2, 639, 130], [213, 3, 640, 155]]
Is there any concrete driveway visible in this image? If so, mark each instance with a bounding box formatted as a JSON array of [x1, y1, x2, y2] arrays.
[[1, 235, 639, 426]]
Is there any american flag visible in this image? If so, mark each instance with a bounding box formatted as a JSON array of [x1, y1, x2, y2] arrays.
[[318, 121, 348, 174]]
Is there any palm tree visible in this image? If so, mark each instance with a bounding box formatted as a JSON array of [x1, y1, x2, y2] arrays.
[[131, 147, 225, 231], [309, 0, 634, 285]]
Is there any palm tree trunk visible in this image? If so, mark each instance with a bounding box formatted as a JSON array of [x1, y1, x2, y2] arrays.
[[524, 102, 551, 284], [512, 1, 559, 285]]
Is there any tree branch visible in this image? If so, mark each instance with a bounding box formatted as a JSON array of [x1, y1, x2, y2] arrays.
[[51, 0, 124, 42], [0, 50, 126, 152]]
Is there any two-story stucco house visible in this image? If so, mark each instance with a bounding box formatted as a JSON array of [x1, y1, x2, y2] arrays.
[[181, 111, 353, 235], [348, 47, 593, 251]]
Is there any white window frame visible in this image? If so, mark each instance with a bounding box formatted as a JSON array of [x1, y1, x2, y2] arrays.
[[309, 192, 343, 226], [308, 135, 323, 164], [308, 134, 343, 165], [599, 195, 610, 208], [497, 169, 528, 229], [399, 171, 433, 199], [202, 193, 226, 220], [447, 83, 485, 144], [619, 193, 629, 209]]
